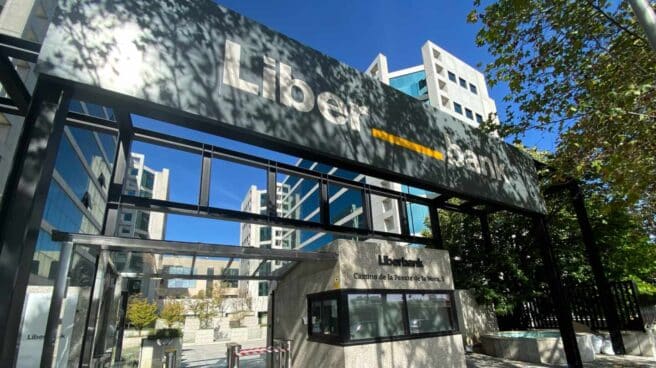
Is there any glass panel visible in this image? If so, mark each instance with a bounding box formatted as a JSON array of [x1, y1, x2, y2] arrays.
[[406, 293, 454, 334], [406, 202, 432, 238], [348, 293, 405, 340], [370, 194, 400, 234], [54, 136, 105, 225], [278, 172, 320, 222], [328, 184, 364, 229], [310, 298, 339, 336], [131, 141, 199, 204], [210, 159, 266, 213], [389, 70, 428, 98]]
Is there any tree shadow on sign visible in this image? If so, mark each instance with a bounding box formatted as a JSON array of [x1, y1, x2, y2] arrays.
[[38, 0, 544, 215]]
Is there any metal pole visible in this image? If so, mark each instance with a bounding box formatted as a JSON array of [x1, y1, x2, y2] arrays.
[[0, 80, 71, 367], [226, 343, 241, 368], [628, 0, 656, 51], [568, 182, 625, 354], [40, 241, 74, 368], [533, 215, 583, 368], [428, 205, 443, 249], [284, 340, 291, 368]]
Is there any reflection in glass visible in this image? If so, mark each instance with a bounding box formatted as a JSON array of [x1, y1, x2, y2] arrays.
[[406, 293, 454, 334], [310, 298, 339, 336], [348, 293, 405, 340]]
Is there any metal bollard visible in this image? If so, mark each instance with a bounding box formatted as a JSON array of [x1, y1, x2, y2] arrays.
[[226, 343, 241, 368]]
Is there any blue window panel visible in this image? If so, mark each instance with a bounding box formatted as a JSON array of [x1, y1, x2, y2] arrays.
[[98, 133, 117, 166], [69, 99, 85, 114], [43, 182, 85, 232], [332, 168, 358, 181], [448, 71, 456, 82], [69, 127, 111, 180], [454, 103, 463, 115], [465, 108, 474, 120], [389, 71, 428, 98], [328, 185, 364, 228], [406, 202, 431, 237], [298, 159, 314, 170], [84, 103, 107, 119], [475, 114, 484, 124], [459, 77, 467, 88], [55, 137, 94, 199]]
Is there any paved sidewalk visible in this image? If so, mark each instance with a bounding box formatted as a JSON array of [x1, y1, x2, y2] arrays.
[[466, 353, 656, 368], [180, 339, 267, 368]]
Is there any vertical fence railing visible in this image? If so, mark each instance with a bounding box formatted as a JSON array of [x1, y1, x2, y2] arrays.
[[498, 281, 646, 332]]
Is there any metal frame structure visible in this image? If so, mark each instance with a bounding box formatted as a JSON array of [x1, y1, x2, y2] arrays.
[[0, 33, 628, 368]]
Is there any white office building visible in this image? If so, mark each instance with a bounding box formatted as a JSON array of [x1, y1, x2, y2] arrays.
[[239, 183, 289, 320], [366, 40, 498, 127]]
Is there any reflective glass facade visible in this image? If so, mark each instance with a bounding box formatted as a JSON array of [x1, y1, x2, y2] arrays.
[[389, 71, 428, 99], [16, 101, 118, 367]]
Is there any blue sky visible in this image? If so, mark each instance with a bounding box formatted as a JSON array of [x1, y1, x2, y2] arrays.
[[133, 1, 557, 245]]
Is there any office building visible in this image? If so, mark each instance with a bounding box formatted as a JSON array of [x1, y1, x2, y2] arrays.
[[238, 183, 290, 320], [366, 40, 498, 127]]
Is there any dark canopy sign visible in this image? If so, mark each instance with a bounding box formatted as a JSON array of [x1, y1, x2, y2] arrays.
[[37, 0, 546, 214]]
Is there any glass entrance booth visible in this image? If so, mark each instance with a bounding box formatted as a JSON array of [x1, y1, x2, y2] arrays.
[[271, 240, 464, 367]]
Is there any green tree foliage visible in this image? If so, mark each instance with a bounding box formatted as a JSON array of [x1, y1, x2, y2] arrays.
[[189, 283, 227, 329], [126, 296, 158, 336], [424, 154, 655, 312], [469, 0, 656, 232], [160, 300, 186, 328]]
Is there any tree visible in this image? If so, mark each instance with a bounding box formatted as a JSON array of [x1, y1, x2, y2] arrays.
[[421, 152, 655, 312], [126, 296, 158, 336], [469, 0, 656, 233], [160, 300, 186, 328], [189, 284, 227, 329]]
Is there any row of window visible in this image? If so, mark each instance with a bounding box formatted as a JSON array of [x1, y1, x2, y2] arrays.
[[447, 71, 478, 95], [308, 290, 457, 345], [453, 102, 484, 124]]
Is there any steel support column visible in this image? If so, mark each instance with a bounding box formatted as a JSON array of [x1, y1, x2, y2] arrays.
[[0, 81, 71, 366], [533, 215, 582, 368], [102, 109, 133, 236], [569, 182, 625, 354], [428, 205, 443, 249], [41, 241, 74, 367]]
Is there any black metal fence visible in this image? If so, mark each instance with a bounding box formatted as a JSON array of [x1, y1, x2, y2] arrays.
[[498, 281, 646, 331]]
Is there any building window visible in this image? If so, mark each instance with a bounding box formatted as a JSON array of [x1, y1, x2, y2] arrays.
[[136, 212, 149, 232], [465, 108, 473, 120], [309, 295, 340, 340], [348, 293, 405, 340], [459, 77, 467, 88], [447, 71, 456, 82], [475, 114, 483, 124], [258, 281, 269, 296], [406, 293, 455, 334], [469, 83, 478, 94], [129, 168, 139, 176], [453, 103, 463, 115], [258, 311, 268, 326], [225, 268, 239, 288], [141, 171, 155, 189], [123, 213, 133, 222], [120, 227, 131, 235], [307, 290, 457, 345]]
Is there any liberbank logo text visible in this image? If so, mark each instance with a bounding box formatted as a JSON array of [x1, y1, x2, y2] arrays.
[[222, 40, 509, 183]]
